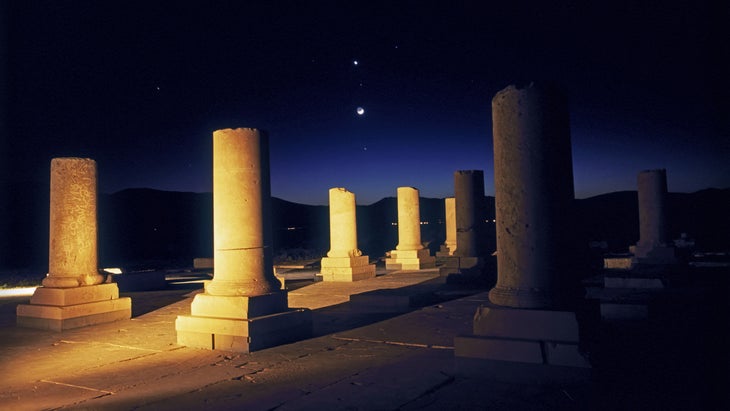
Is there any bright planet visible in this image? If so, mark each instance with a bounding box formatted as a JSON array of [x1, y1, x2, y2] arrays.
[[356, 107, 365, 115]]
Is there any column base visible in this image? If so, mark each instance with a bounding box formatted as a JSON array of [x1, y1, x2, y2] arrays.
[[176, 308, 312, 353], [438, 256, 484, 277], [630, 244, 677, 265], [488, 284, 561, 309], [435, 244, 455, 258], [16, 283, 131, 331], [386, 249, 436, 271], [454, 305, 589, 374], [320, 256, 376, 281]]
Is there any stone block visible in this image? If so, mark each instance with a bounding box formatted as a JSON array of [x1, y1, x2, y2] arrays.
[[189, 292, 288, 319], [603, 257, 633, 270], [604, 276, 664, 289], [320, 256, 375, 282], [386, 249, 436, 270], [16, 297, 131, 331], [320, 255, 370, 268], [29, 283, 120, 306], [176, 308, 312, 352], [472, 306, 581, 342], [193, 258, 214, 269]]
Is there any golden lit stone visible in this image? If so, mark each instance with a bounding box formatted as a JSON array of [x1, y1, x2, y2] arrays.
[[386, 187, 435, 270]]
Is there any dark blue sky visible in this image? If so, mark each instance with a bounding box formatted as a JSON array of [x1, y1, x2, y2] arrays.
[[3, 1, 727, 205]]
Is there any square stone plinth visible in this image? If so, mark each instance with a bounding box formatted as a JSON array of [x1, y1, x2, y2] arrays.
[[190, 292, 288, 319], [176, 308, 312, 352], [454, 306, 589, 369], [386, 249, 436, 271], [29, 282, 120, 306], [320, 256, 376, 281], [438, 256, 484, 277], [17, 284, 131, 331]]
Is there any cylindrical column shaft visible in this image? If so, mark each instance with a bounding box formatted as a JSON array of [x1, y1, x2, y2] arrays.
[[43, 158, 104, 288], [489, 83, 575, 309], [444, 197, 456, 251], [207, 128, 279, 296], [453, 170, 486, 257], [327, 188, 361, 258], [637, 169, 669, 247], [396, 187, 423, 250]]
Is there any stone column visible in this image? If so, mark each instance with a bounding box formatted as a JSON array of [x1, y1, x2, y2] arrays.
[[205, 128, 279, 296], [327, 188, 360, 258], [176, 128, 310, 352], [455, 84, 589, 372], [436, 197, 456, 257], [17, 158, 131, 331], [386, 187, 435, 270], [439, 171, 487, 277], [453, 170, 486, 258], [44, 158, 104, 288], [629, 169, 676, 264], [320, 188, 376, 281], [489, 83, 575, 309]]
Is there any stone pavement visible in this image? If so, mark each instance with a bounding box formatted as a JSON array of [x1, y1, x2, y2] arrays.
[[0, 268, 726, 410]]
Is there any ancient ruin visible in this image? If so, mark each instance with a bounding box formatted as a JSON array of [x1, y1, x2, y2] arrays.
[[630, 169, 676, 265], [320, 187, 376, 281], [436, 197, 456, 257], [439, 170, 488, 277], [386, 187, 435, 270], [17, 158, 131, 331], [175, 128, 311, 352], [455, 83, 589, 372]]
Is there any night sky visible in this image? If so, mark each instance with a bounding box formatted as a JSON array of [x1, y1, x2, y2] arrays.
[[2, 1, 727, 205]]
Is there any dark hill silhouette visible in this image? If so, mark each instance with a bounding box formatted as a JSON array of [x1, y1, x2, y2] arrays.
[[1, 185, 727, 271]]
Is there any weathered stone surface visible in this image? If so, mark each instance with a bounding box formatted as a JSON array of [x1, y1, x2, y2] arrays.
[[190, 292, 288, 319], [321, 188, 375, 282], [488, 83, 574, 309], [43, 158, 104, 288], [17, 158, 131, 331], [206, 128, 280, 296], [386, 187, 436, 271], [453, 170, 487, 259], [631, 169, 676, 265], [176, 128, 310, 352], [176, 308, 312, 352], [29, 282, 119, 306], [17, 296, 131, 331], [435, 197, 456, 257]]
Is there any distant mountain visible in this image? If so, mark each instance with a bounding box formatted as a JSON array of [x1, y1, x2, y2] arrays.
[[1, 185, 727, 271]]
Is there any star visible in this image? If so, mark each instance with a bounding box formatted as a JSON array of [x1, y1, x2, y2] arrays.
[[353, 60, 358, 66]]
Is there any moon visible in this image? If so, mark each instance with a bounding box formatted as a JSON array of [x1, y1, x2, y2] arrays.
[[356, 107, 365, 116]]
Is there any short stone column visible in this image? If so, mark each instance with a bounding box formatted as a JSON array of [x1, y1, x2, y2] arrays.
[[17, 158, 131, 331], [176, 128, 310, 352], [320, 188, 376, 281], [436, 197, 456, 257], [386, 187, 435, 270], [455, 84, 589, 374], [629, 169, 676, 264]]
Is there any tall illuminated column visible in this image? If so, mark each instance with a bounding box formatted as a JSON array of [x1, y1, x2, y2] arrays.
[[320, 188, 376, 281], [386, 187, 435, 270], [455, 84, 589, 370], [436, 197, 457, 257], [17, 158, 131, 331], [629, 169, 676, 264], [176, 128, 310, 352]]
